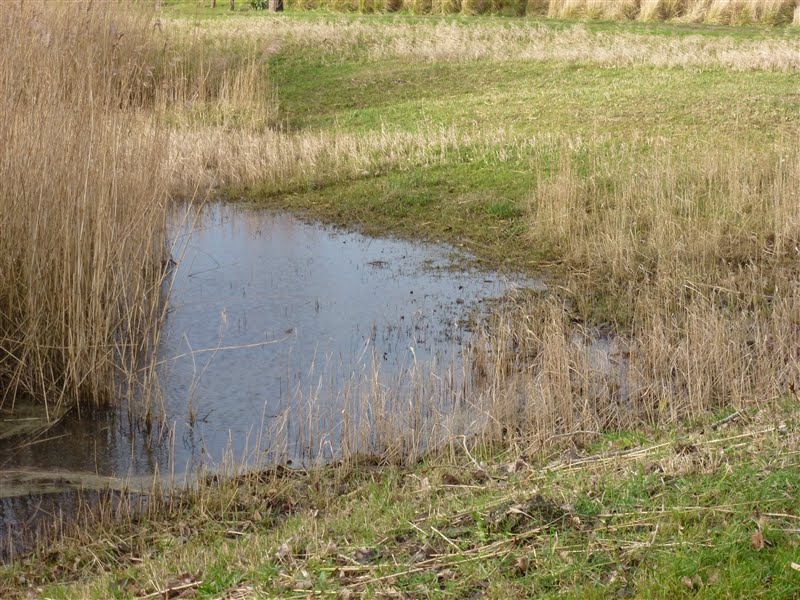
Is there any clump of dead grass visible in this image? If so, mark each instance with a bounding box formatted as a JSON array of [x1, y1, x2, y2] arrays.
[[479, 139, 800, 445], [697, 0, 797, 25], [549, 0, 640, 19]]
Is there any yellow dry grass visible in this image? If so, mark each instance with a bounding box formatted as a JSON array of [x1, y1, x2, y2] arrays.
[[290, 0, 800, 22], [0, 1, 272, 417], [187, 17, 800, 70], [547, 0, 584, 17], [639, 0, 687, 19], [700, 0, 796, 24]]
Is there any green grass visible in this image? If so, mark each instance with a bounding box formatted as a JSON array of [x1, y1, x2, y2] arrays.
[[238, 29, 799, 287], [3, 405, 799, 598], [271, 58, 799, 137]]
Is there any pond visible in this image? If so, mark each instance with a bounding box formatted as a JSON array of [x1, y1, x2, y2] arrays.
[[0, 203, 539, 557]]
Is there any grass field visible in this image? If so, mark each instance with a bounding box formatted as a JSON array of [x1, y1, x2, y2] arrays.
[[1, 1, 800, 597], [4, 407, 800, 598]]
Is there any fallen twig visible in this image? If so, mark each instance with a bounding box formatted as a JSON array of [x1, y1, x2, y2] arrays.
[[137, 579, 203, 599]]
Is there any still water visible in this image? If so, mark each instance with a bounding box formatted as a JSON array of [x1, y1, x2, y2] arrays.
[[1, 204, 536, 496]]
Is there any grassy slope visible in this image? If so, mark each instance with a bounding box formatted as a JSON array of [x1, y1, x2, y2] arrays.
[[4, 407, 800, 598], [209, 8, 798, 266], [250, 45, 799, 297]]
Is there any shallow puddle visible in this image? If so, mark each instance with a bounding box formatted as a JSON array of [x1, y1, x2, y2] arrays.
[[1, 203, 538, 553], [155, 203, 535, 469]]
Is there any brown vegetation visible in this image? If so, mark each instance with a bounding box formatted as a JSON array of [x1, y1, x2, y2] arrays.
[[1, 0, 797, 464], [289, 0, 800, 23], [0, 1, 271, 418], [0, 1, 168, 415], [195, 17, 800, 70]]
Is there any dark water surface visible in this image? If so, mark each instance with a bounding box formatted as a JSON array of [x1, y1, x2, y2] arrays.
[[1, 204, 536, 504]]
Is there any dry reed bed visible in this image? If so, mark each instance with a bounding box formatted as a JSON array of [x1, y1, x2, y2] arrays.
[[0, 1, 167, 414], [290, 0, 800, 23], [507, 142, 800, 441], [494, 143, 798, 452], [490, 143, 798, 453], [545, 0, 799, 23], [178, 16, 800, 71], [0, 1, 271, 416]]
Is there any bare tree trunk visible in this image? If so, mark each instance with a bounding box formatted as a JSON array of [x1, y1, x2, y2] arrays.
[[211, 0, 216, 7], [229, 0, 234, 10]]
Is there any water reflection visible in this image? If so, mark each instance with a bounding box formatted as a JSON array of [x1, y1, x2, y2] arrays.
[[1, 204, 535, 484], [159, 203, 534, 468]]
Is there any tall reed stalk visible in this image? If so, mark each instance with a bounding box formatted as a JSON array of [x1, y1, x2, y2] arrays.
[[0, 1, 273, 419], [0, 1, 164, 416]]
